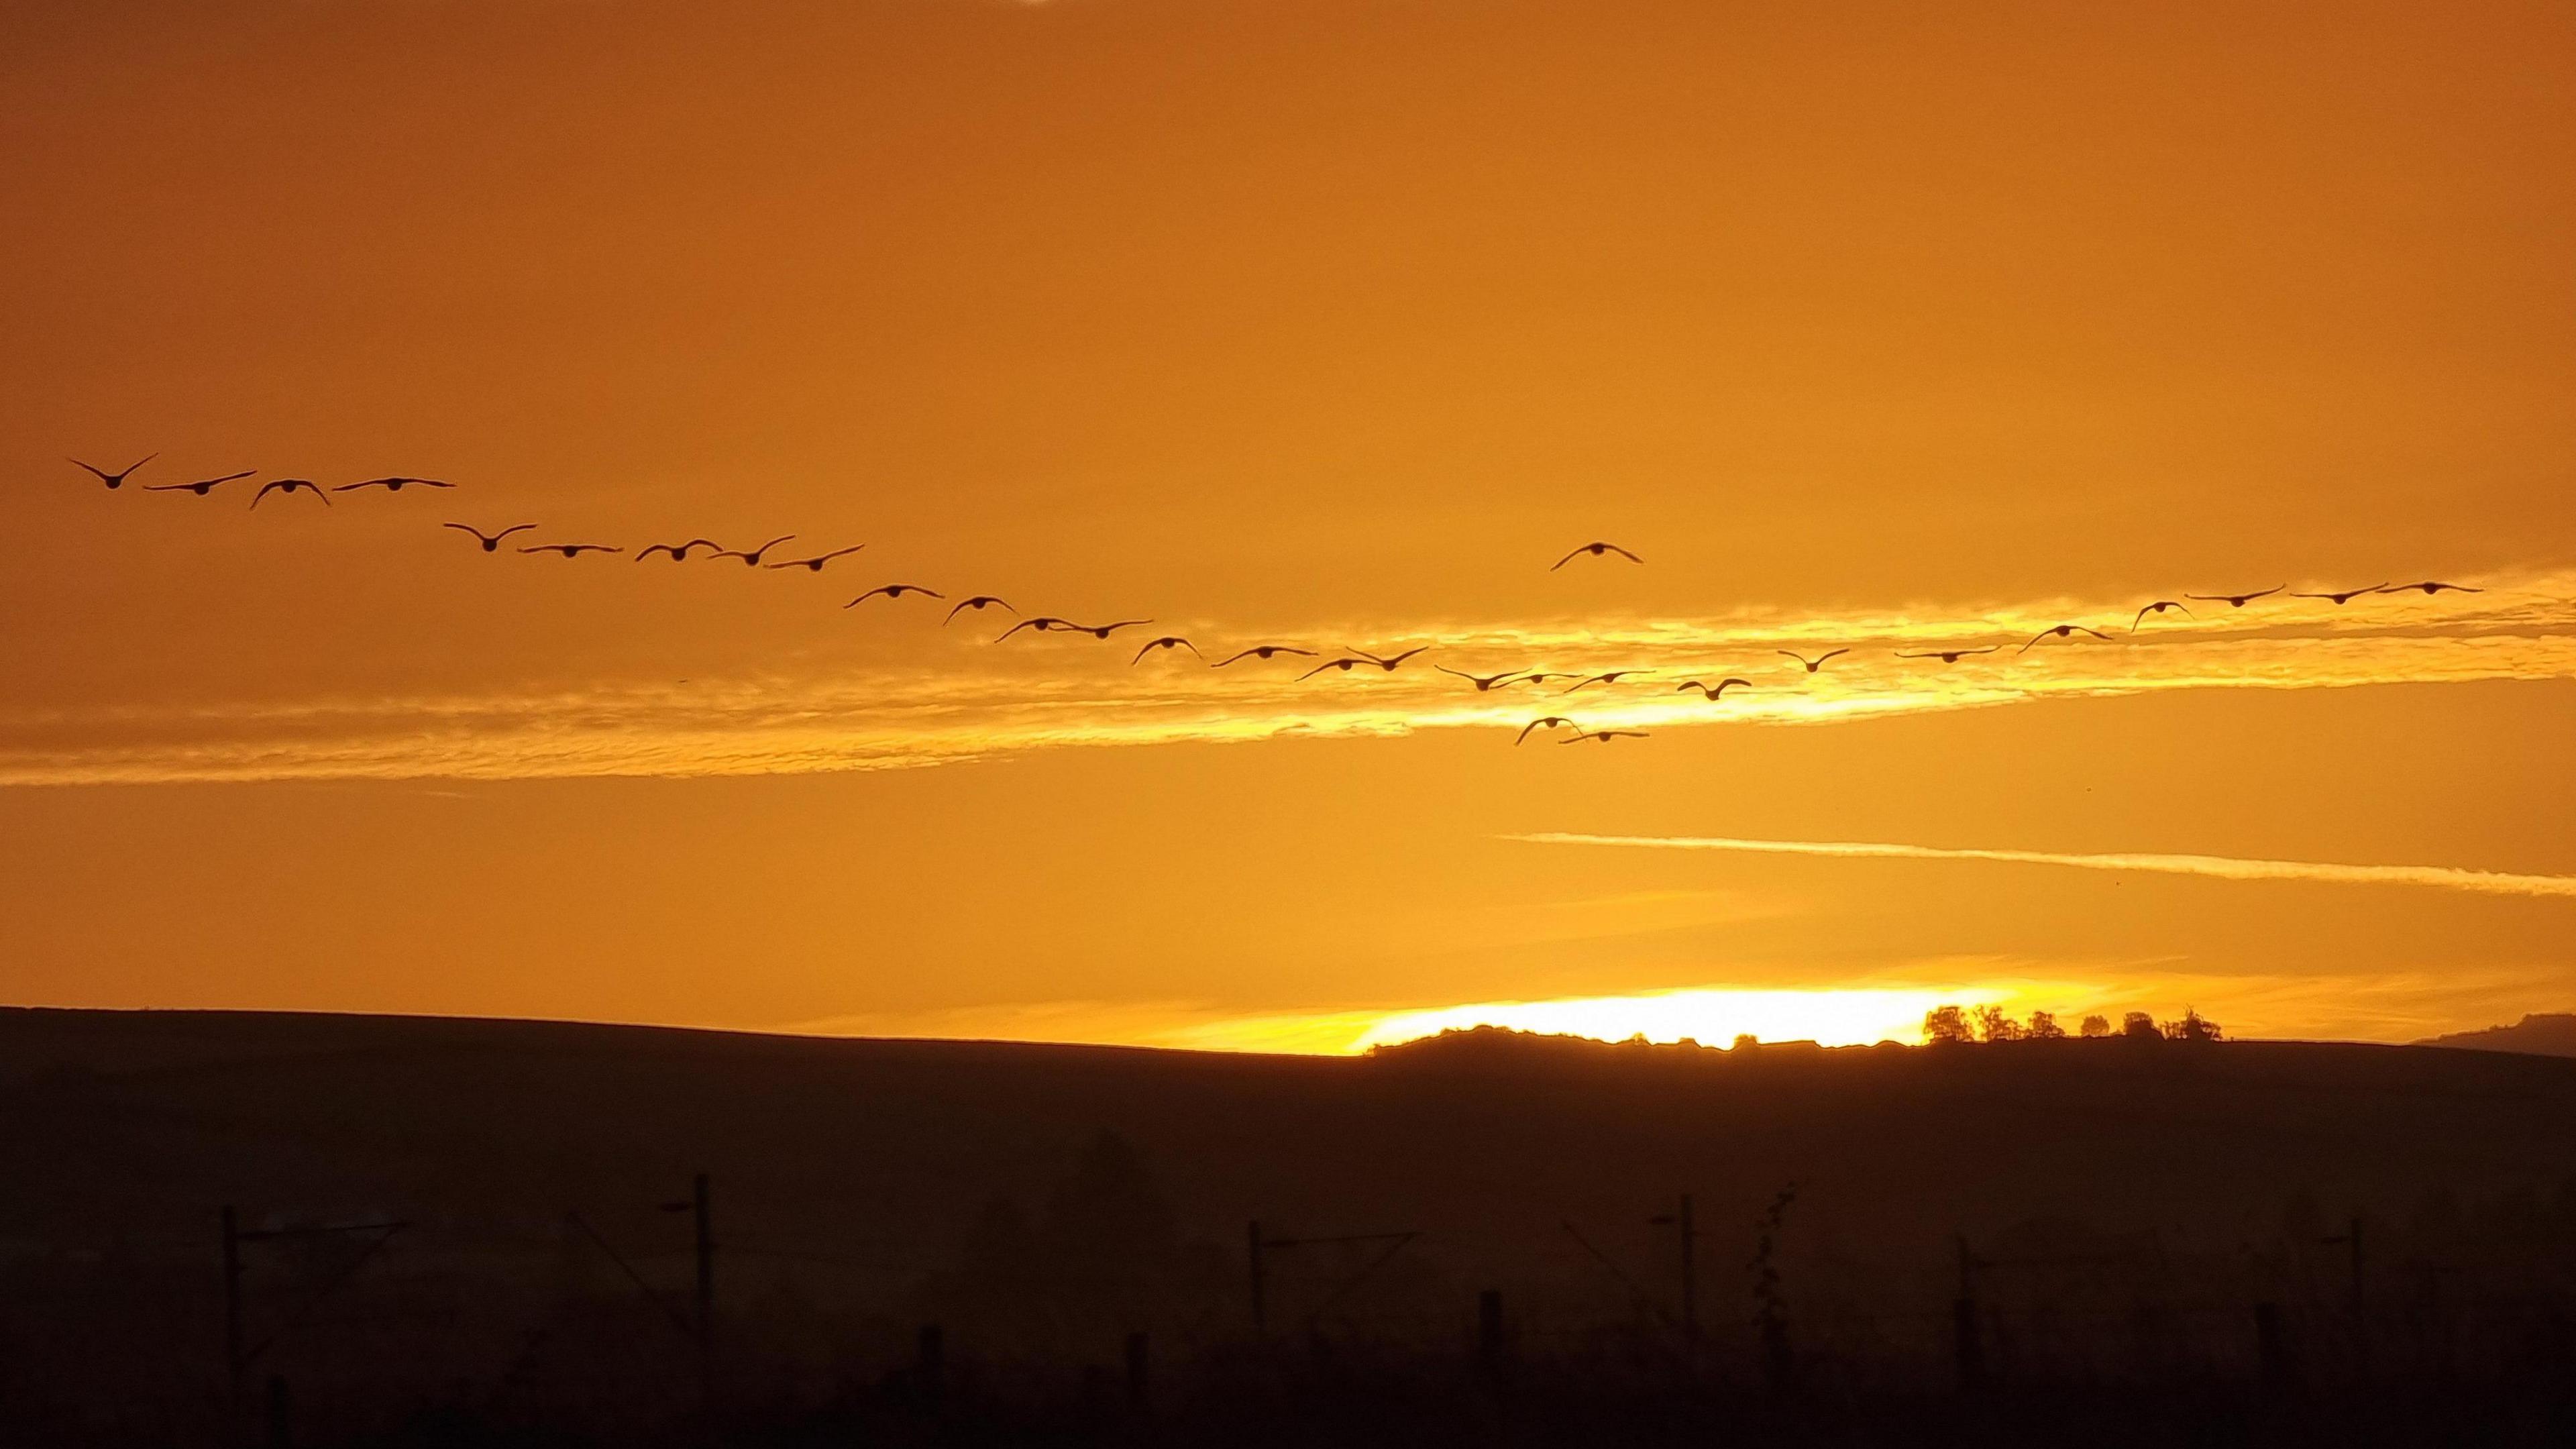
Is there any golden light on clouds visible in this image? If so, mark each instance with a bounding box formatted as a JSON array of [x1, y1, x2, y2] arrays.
[[4, 572, 2567, 786]]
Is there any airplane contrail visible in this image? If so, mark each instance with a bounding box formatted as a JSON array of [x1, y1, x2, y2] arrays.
[[1507, 832, 2576, 900]]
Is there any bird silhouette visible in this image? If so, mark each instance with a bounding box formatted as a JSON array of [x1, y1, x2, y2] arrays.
[[708, 535, 796, 566], [446, 523, 537, 552], [635, 539, 722, 561], [845, 584, 945, 606], [145, 470, 254, 496], [1564, 670, 1645, 693], [70, 453, 156, 490], [1552, 541, 1643, 570], [1896, 645, 2000, 663], [250, 479, 330, 509], [2131, 600, 2194, 631], [519, 542, 622, 557], [1132, 635, 1201, 663], [2292, 583, 2387, 605], [1675, 678, 1751, 699], [1777, 648, 1849, 673], [336, 476, 453, 493], [945, 595, 1016, 625], [994, 616, 1081, 641], [2019, 623, 2112, 652], [1299, 656, 1377, 680], [1515, 716, 1580, 745], [1561, 730, 1650, 745], [1437, 667, 1528, 691], [2186, 586, 2284, 608], [2385, 580, 2483, 595], [1349, 647, 1429, 670], [767, 545, 866, 572], [1513, 672, 1583, 686], [1212, 645, 1316, 667], [1071, 619, 1152, 640]]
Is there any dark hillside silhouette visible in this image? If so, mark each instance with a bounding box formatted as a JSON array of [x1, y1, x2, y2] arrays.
[[2421, 1012, 2576, 1059], [5, 1009, 2576, 1444]]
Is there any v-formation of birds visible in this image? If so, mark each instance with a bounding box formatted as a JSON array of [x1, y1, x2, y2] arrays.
[[72, 455, 2487, 748]]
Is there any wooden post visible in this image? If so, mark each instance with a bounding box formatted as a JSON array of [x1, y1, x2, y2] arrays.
[[1678, 1193, 1698, 1344], [2255, 1301, 2290, 1393], [1247, 1220, 1267, 1340], [916, 1322, 945, 1408], [1125, 1330, 1149, 1413], [1477, 1288, 1504, 1373], [222, 1205, 245, 1440], [263, 1374, 289, 1449], [1953, 1236, 1983, 1391], [692, 1172, 714, 1403]]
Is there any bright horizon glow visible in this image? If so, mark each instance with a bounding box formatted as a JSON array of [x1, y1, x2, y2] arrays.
[[1350, 986, 1967, 1050]]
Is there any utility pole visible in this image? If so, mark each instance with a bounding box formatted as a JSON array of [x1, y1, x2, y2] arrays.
[[661, 1172, 715, 1403], [222, 1205, 244, 1440], [1648, 1193, 1699, 1344], [2325, 1215, 2367, 1381], [694, 1172, 714, 1398], [1246, 1220, 1267, 1340], [1953, 1234, 1983, 1391]]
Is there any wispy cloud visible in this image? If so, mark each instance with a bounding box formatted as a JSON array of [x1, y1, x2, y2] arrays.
[[8, 571, 2574, 785], [1509, 832, 2576, 900]]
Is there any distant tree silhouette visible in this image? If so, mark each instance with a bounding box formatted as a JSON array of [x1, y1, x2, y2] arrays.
[[2027, 1011, 2066, 1040], [2122, 1011, 2160, 1040], [1923, 1006, 1974, 1044], [1733, 1033, 1760, 1052], [2159, 1010, 2223, 1042], [1972, 1005, 2025, 1043], [2080, 1014, 2112, 1038]]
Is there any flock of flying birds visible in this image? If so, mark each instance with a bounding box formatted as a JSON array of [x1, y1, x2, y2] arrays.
[[72, 451, 2488, 748]]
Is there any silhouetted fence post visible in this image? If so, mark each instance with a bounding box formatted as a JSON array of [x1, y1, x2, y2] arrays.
[[222, 1205, 245, 1438], [1248, 1220, 1267, 1341], [263, 1374, 289, 1449], [694, 1171, 714, 1399], [1953, 1236, 1984, 1391], [916, 1322, 945, 1409], [1125, 1331, 1150, 1414], [654, 1171, 716, 1405], [2255, 1301, 2290, 1393], [2325, 1215, 2368, 1383], [1477, 1289, 1505, 1377], [1679, 1193, 1698, 1346]]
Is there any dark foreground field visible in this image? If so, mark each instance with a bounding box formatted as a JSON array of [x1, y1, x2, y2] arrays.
[[5, 1008, 2576, 1446]]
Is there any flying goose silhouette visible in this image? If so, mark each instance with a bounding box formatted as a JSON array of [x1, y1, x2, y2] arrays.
[[944, 595, 1016, 624], [1515, 716, 1580, 745], [1564, 670, 1646, 693], [635, 539, 722, 561], [336, 476, 453, 492], [2385, 580, 2482, 595], [1132, 635, 1201, 663], [708, 535, 796, 566], [2186, 586, 2284, 608], [1777, 649, 1849, 673], [70, 453, 155, 489], [1674, 678, 1751, 699], [2131, 600, 2193, 631], [445, 523, 536, 552], [767, 545, 866, 572], [1212, 645, 1316, 667], [2019, 623, 2111, 652], [1896, 645, 1999, 663], [1561, 730, 1650, 745], [1437, 667, 1529, 691], [1552, 541, 1642, 570], [146, 470, 254, 496], [250, 479, 329, 508], [519, 541, 622, 557], [845, 584, 945, 606], [2291, 584, 2386, 605]]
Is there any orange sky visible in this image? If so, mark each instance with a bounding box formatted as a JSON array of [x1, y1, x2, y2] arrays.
[[4, 0, 2573, 1049]]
